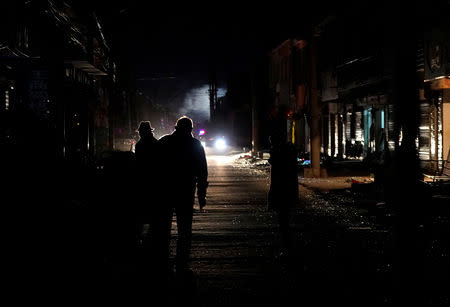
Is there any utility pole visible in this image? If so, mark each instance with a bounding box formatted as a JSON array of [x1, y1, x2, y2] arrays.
[[251, 69, 259, 156], [208, 64, 218, 122], [309, 16, 335, 178], [310, 31, 321, 178]]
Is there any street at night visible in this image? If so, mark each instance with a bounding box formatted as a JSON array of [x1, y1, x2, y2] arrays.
[[93, 152, 448, 306], [2, 1, 450, 306]]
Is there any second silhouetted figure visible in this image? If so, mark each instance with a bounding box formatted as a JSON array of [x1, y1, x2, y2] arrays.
[[134, 120, 165, 277], [159, 116, 208, 280]]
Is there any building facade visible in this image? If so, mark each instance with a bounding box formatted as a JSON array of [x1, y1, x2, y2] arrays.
[[261, 5, 450, 180], [0, 1, 128, 170], [421, 23, 450, 174]]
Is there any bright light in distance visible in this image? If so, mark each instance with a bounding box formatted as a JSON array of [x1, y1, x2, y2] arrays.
[[215, 138, 227, 150], [201, 141, 206, 148], [199, 129, 205, 136]]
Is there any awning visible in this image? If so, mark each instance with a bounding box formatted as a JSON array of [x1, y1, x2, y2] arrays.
[[65, 60, 107, 76]]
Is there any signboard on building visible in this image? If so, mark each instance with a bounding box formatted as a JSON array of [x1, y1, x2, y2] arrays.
[[424, 27, 450, 81]]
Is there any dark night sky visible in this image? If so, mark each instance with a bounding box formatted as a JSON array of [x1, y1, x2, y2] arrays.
[[86, 0, 434, 122], [99, 2, 343, 66], [84, 1, 332, 121], [117, 3, 330, 73], [87, 0, 448, 78], [109, 1, 331, 119]]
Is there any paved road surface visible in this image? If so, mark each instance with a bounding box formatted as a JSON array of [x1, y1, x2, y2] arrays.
[[167, 154, 395, 307], [85, 153, 448, 306], [185, 154, 287, 306], [8, 153, 449, 306]]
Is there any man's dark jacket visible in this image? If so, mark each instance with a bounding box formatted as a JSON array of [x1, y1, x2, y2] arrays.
[[158, 131, 208, 206]]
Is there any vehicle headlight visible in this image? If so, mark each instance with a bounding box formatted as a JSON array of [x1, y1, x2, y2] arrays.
[[214, 138, 227, 150]]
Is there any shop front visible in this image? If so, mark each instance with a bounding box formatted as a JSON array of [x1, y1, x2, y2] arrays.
[[422, 26, 450, 174]]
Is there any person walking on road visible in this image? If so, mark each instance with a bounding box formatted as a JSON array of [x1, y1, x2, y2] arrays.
[[159, 116, 208, 280], [267, 132, 299, 256], [134, 120, 160, 237], [134, 121, 168, 283], [135, 121, 159, 173]]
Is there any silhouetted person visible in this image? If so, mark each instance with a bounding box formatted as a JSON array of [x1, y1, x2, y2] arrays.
[[135, 121, 158, 172], [267, 132, 299, 256], [134, 120, 159, 225], [159, 116, 208, 281], [133, 121, 168, 286]]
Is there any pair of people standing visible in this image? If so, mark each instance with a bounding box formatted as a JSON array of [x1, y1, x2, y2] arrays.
[[134, 116, 208, 283]]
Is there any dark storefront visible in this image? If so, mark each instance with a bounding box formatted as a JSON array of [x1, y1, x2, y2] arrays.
[[1, 1, 117, 172], [421, 25, 450, 175]]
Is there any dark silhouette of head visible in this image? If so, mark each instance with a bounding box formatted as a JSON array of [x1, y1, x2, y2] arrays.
[[137, 121, 154, 138], [175, 116, 193, 135]]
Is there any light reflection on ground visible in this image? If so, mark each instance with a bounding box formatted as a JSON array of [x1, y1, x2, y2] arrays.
[[206, 153, 244, 166]]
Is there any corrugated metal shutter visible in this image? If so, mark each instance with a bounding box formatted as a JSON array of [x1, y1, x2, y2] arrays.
[[386, 104, 396, 151], [430, 96, 444, 170], [330, 113, 336, 157], [355, 111, 363, 142], [418, 101, 431, 165], [345, 112, 352, 140]]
